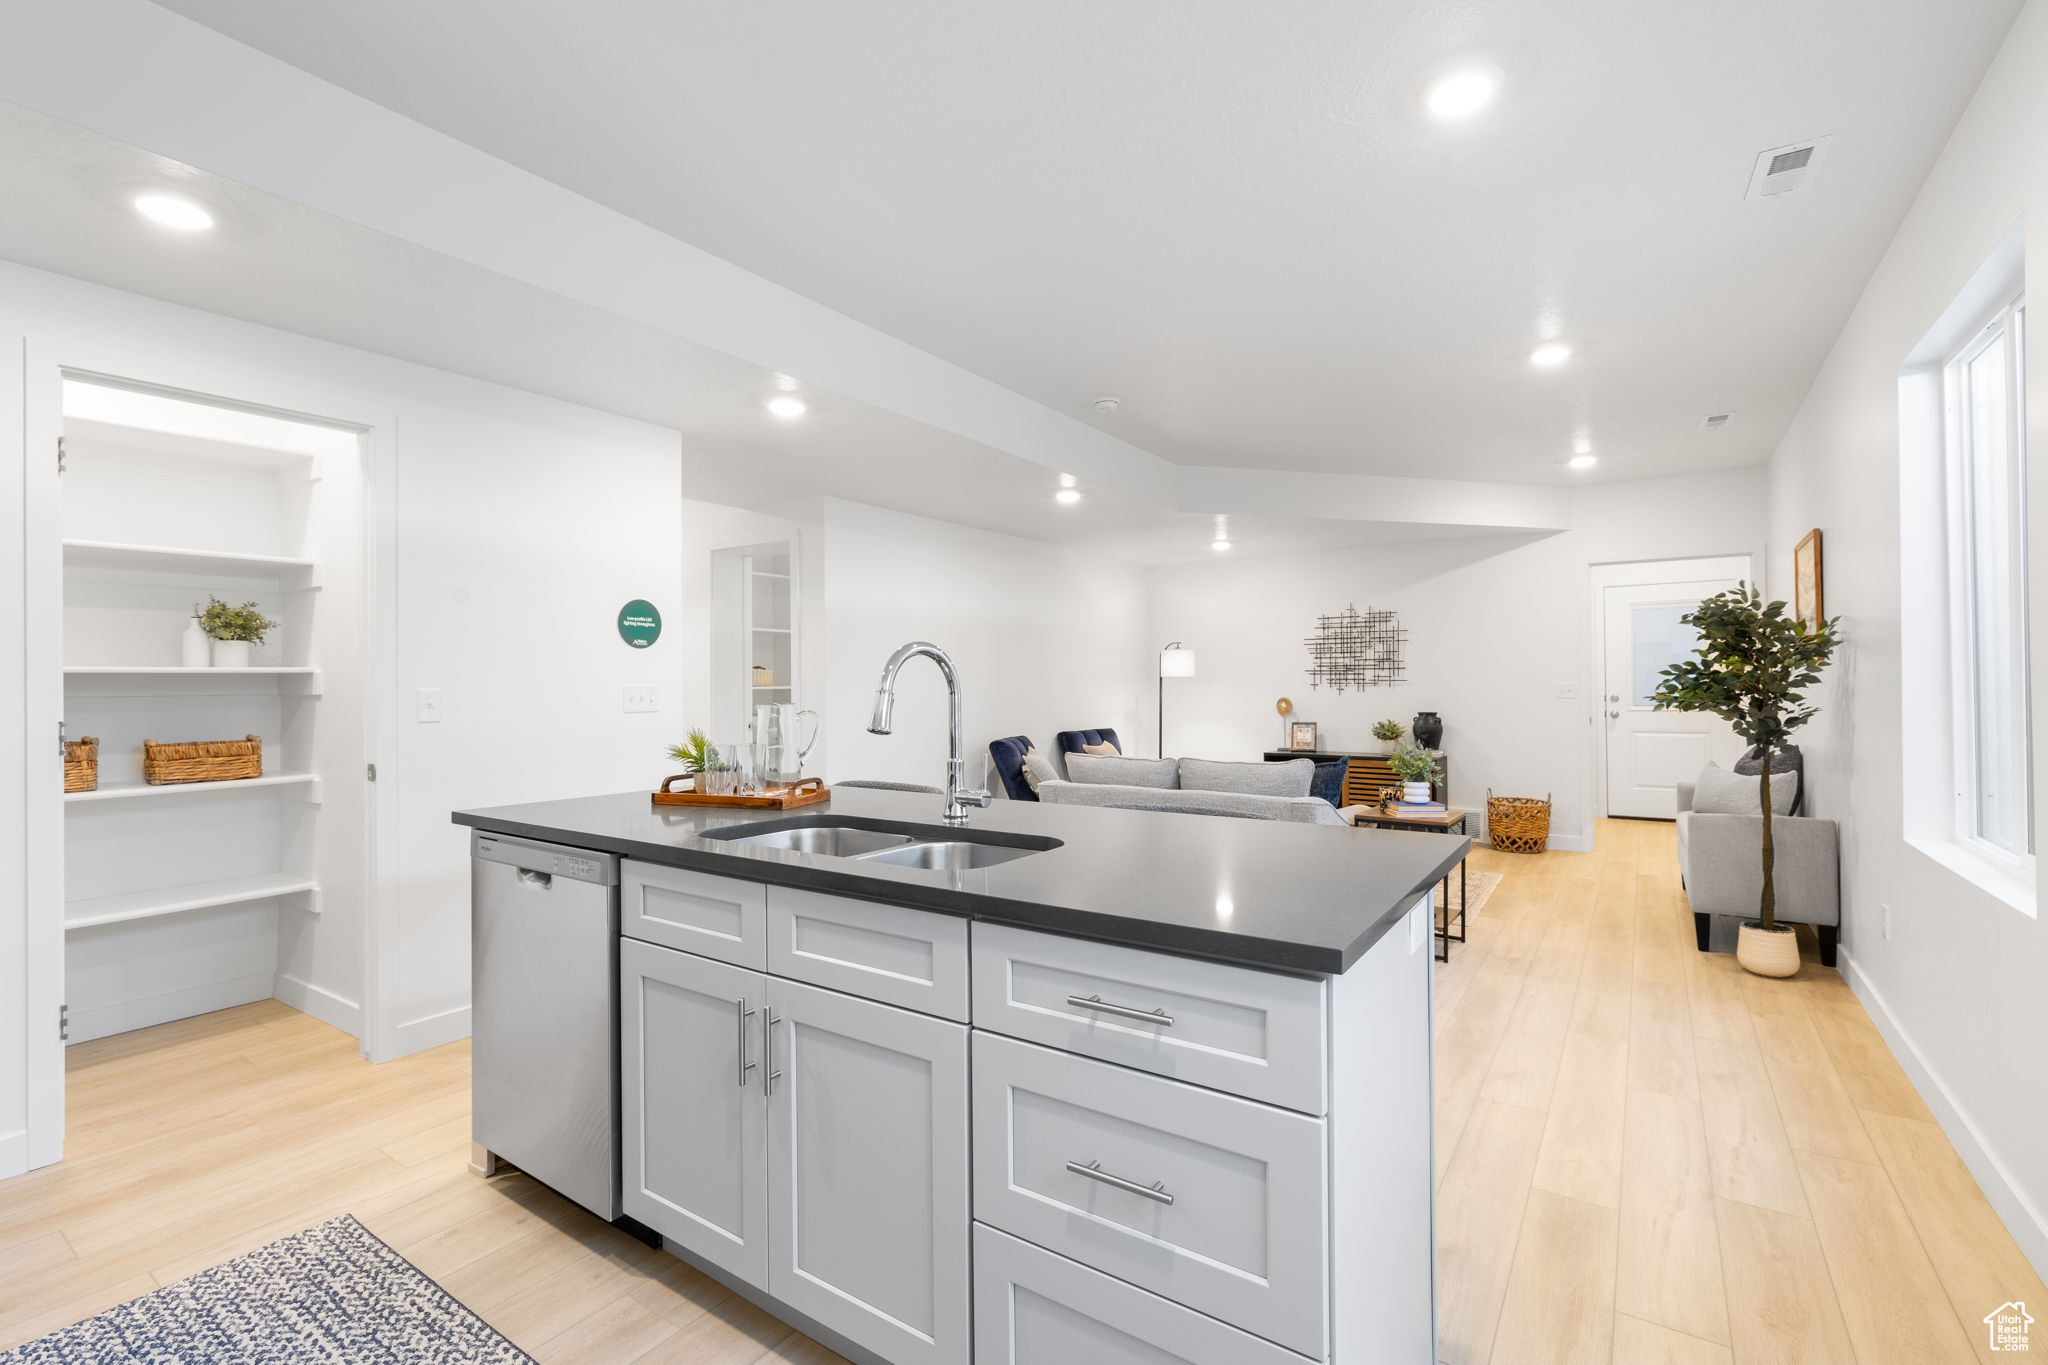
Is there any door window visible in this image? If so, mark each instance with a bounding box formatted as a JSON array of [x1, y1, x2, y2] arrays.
[[1630, 604, 1700, 706]]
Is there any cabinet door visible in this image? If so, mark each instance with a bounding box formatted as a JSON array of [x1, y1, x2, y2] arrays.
[[620, 937, 768, 1285], [765, 978, 970, 1365]]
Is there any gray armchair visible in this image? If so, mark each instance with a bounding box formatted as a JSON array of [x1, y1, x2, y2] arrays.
[[1676, 758, 1840, 967]]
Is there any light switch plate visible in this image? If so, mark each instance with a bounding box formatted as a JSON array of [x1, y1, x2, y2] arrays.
[[415, 687, 441, 723], [1556, 681, 1577, 699], [622, 685, 661, 714]]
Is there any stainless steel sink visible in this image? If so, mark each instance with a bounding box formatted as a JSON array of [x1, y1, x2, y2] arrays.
[[709, 825, 915, 857], [850, 840, 1042, 871]]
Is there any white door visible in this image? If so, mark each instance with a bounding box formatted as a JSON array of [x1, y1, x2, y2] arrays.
[[620, 938, 770, 1284], [1602, 577, 1746, 818], [766, 977, 970, 1365]]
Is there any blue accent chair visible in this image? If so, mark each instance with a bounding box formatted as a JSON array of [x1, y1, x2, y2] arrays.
[[1308, 757, 1350, 808], [1055, 728, 1122, 758], [988, 735, 1039, 801]]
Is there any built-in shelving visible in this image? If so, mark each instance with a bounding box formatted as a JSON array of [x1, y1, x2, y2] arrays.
[[65, 872, 320, 931], [62, 539, 317, 579], [64, 772, 318, 804], [65, 665, 320, 676]]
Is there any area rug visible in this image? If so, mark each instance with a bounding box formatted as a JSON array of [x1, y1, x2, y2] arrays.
[[1442, 868, 1501, 917], [0, 1215, 534, 1364]]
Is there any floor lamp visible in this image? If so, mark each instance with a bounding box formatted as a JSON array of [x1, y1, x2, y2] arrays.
[[1158, 642, 1196, 758]]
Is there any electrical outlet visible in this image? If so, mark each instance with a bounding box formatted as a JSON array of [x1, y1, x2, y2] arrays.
[[415, 687, 442, 723], [1556, 681, 1577, 699], [622, 685, 661, 714], [1881, 902, 1892, 941]]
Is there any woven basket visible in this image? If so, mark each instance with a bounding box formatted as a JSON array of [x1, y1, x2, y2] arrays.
[[1487, 790, 1551, 854], [63, 737, 99, 793], [144, 734, 263, 785]]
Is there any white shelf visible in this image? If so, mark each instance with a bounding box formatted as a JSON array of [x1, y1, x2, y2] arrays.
[[66, 872, 319, 931], [752, 684, 792, 692], [751, 570, 791, 580], [62, 539, 316, 579], [65, 772, 317, 804], [751, 626, 791, 634], [64, 666, 318, 676]]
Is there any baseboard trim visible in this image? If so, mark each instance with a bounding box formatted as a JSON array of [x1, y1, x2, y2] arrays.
[[1839, 949, 2048, 1279], [390, 1004, 471, 1059], [0, 1127, 26, 1181], [67, 972, 275, 1045], [273, 972, 363, 1039]]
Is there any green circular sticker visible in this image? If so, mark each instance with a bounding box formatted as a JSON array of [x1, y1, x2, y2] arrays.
[[617, 599, 661, 649]]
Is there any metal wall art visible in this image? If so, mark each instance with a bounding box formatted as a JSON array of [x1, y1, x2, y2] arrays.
[[1305, 604, 1406, 691]]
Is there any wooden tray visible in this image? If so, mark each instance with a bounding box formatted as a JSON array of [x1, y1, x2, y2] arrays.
[[652, 775, 829, 809]]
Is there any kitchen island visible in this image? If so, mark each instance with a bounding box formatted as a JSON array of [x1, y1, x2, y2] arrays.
[[453, 787, 1465, 1365]]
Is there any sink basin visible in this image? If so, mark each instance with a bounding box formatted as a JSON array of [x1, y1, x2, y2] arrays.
[[707, 825, 914, 857], [851, 840, 1042, 871]]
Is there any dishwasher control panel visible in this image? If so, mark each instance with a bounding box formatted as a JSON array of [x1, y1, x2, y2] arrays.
[[472, 831, 620, 885]]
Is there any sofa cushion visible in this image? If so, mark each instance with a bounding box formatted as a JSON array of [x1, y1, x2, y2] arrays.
[[1181, 756, 1313, 798], [1038, 779, 1347, 825], [1693, 762, 1797, 816], [1307, 758, 1350, 808], [1065, 752, 1179, 789], [1081, 740, 1121, 756], [1022, 748, 1061, 791]]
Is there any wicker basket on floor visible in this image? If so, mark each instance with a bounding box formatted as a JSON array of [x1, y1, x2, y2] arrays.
[[63, 736, 99, 793], [144, 734, 263, 785], [1487, 790, 1551, 854]]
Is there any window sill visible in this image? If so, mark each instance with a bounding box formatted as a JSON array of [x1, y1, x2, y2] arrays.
[[1904, 835, 2038, 916]]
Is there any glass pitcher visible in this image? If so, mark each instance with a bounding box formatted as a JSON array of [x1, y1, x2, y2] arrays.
[[752, 703, 819, 786]]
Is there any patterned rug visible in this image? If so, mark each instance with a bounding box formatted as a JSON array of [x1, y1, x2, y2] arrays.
[[0, 1216, 533, 1364], [1443, 867, 1501, 917]]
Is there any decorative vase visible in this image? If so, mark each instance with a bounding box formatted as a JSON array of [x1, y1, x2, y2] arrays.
[[1736, 921, 1800, 978], [180, 614, 210, 668], [1412, 711, 1443, 748], [210, 639, 252, 669], [1402, 781, 1431, 802]]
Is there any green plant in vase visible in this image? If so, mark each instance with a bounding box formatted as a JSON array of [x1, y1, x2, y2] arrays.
[[1371, 718, 1404, 752], [1650, 583, 1839, 978], [667, 729, 719, 775], [199, 597, 277, 669], [1386, 743, 1442, 803]]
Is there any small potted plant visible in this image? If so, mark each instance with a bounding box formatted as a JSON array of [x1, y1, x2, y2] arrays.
[[1387, 743, 1441, 803], [200, 597, 278, 669], [1371, 718, 1404, 754], [1652, 584, 1839, 978]]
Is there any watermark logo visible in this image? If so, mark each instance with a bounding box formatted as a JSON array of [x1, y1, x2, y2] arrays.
[[1984, 1301, 2033, 1352]]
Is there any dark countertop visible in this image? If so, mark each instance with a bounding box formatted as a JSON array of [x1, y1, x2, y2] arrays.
[[451, 788, 1471, 976]]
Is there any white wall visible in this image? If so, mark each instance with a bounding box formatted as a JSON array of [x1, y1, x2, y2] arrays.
[[0, 258, 688, 1115], [811, 499, 1150, 792], [1144, 470, 1766, 851], [1765, 0, 2048, 1274]]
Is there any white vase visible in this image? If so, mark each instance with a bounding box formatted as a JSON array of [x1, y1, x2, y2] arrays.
[[180, 617, 210, 668], [1736, 922, 1801, 978], [210, 639, 253, 669], [1402, 781, 1431, 802]]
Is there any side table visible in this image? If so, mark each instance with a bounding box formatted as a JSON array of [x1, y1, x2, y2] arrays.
[[1342, 806, 1470, 962]]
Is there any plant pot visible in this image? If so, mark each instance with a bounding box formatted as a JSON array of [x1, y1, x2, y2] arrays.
[[1402, 781, 1432, 802], [210, 639, 253, 669], [1736, 921, 1800, 978]]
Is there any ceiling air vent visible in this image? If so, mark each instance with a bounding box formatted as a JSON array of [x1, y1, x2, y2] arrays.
[[1699, 412, 1736, 432], [1744, 137, 1832, 202]]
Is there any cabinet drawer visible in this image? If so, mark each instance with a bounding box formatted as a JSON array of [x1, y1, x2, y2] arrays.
[[971, 1033, 1328, 1359], [970, 923, 1327, 1113], [622, 861, 765, 968], [973, 1225, 1312, 1365], [767, 887, 969, 1020]]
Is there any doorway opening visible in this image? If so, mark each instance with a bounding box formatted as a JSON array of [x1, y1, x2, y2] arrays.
[[1592, 556, 1753, 821]]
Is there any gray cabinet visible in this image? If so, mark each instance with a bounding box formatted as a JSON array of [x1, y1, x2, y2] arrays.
[[620, 937, 768, 1284], [622, 860, 767, 968], [766, 976, 969, 1365]]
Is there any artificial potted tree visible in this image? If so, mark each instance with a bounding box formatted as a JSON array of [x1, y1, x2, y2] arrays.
[[1651, 584, 1839, 977]]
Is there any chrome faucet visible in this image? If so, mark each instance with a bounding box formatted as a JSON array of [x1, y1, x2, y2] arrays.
[[867, 641, 992, 824]]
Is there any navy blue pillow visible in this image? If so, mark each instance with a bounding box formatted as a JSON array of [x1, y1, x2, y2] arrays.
[[1308, 758, 1349, 808]]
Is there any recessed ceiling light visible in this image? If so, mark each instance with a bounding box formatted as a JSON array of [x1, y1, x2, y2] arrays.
[[1425, 66, 1501, 120], [132, 192, 214, 231], [1569, 454, 1598, 471], [1530, 343, 1572, 368], [1211, 538, 1232, 551], [764, 395, 807, 419], [1055, 487, 1082, 505]]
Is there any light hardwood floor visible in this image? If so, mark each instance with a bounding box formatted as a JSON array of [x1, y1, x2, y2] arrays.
[[1, 818, 2040, 1363]]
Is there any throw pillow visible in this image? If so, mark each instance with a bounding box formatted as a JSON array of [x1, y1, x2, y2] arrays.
[[1692, 761, 1798, 816], [1021, 748, 1060, 792], [1179, 756, 1314, 798], [1064, 752, 1179, 789], [1082, 740, 1121, 756], [1308, 758, 1350, 808]]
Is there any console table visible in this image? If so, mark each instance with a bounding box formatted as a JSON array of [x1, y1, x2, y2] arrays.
[[1263, 748, 1448, 807]]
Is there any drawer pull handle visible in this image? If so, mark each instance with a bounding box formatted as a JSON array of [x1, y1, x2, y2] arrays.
[[1067, 994, 1174, 1028], [1066, 1160, 1175, 1206]]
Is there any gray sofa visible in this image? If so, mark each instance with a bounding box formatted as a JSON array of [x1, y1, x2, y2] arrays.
[[1035, 753, 1349, 825], [1037, 779, 1348, 824], [1677, 755, 1839, 966]]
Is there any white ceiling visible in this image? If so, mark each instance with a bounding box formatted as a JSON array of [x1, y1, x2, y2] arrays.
[[150, 0, 2022, 484]]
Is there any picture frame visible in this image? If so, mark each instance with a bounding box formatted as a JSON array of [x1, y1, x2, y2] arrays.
[[1793, 529, 1824, 632], [1288, 720, 1319, 751]]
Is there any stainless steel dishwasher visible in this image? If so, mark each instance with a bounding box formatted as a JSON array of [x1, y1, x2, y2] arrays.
[[470, 830, 628, 1224]]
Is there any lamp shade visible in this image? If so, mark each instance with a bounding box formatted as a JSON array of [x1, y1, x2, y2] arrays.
[[1159, 646, 1196, 678]]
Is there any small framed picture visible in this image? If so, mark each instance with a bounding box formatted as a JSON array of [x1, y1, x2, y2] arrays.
[[1793, 529, 1824, 632], [1288, 721, 1319, 751]]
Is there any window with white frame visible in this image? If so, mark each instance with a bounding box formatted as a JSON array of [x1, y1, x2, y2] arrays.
[[1945, 291, 2033, 862]]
